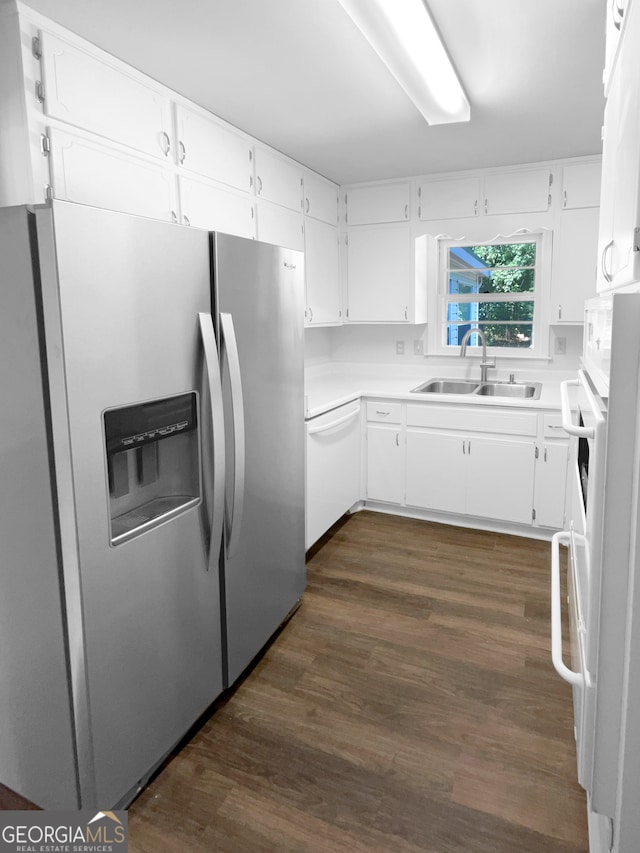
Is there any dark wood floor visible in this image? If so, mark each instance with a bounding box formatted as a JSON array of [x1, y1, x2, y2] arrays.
[[128, 510, 588, 852]]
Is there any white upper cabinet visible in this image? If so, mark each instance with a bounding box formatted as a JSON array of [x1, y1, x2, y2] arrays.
[[551, 207, 599, 322], [304, 218, 341, 326], [178, 176, 253, 238], [345, 183, 411, 225], [255, 199, 303, 251], [561, 162, 601, 209], [604, 0, 629, 94], [483, 168, 551, 215], [597, 0, 640, 293], [346, 225, 411, 322], [418, 176, 480, 220], [253, 148, 302, 211], [40, 32, 173, 161], [48, 128, 177, 222], [174, 105, 251, 191], [303, 172, 338, 224]]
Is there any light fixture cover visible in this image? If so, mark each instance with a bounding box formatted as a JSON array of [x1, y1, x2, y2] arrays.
[[338, 0, 470, 125]]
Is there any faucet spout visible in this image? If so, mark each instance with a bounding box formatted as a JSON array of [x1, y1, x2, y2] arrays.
[[459, 327, 496, 383]]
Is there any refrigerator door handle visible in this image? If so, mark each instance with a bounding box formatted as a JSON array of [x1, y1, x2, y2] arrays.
[[198, 312, 226, 571], [220, 312, 246, 558]]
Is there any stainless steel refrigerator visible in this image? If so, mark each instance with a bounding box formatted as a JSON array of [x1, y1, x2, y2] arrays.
[[0, 200, 305, 810]]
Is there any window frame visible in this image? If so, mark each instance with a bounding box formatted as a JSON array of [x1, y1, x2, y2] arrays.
[[430, 230, 552, 360]]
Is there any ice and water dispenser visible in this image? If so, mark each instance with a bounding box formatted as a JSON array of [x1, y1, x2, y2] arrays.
[[104, 393, 200, 545]]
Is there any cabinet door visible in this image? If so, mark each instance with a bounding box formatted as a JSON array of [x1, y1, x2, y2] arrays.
[[366, 425, 404, 503], [346, 183, 411, 225], [551, 207, 599, 322], [49, 128, 177, 221], [41, 32, 172, 161], [466, 438, 535, 525], [419, 177, 479, 220], [405, 430, 466, 514], [562, 162, 601, 209], [304, 218, 341, 325], [254, 148, 302, 211], [534, 443, 569, 529], [178, 176, 253, 238], [306, 402, 361, 548], [175, 105, 251, 191], [255, 199, 303, 250], [346, 225, 410, 322], [303, 173, 338, 224], [484, 169, 551, 215]]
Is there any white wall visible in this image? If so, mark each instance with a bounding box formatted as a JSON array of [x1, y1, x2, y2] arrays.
[[305, 323, 583, 374]]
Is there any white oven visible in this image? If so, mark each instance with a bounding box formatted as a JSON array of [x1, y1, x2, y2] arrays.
[[552, 369, 606, 794]]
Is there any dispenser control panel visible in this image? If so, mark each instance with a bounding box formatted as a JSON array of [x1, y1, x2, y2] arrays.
[[104, 393, 197, 454]]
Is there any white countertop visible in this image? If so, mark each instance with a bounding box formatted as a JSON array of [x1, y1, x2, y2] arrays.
[[305, 362, 572, 419]]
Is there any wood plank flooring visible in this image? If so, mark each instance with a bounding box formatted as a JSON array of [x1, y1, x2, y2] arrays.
[[128, 510, 588, 852]]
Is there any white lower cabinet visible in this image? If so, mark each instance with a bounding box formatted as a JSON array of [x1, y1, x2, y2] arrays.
[[405, 430, 536, 525], [306, 401, 361, 548], [533, 442, 569, 529], [365, 401, 404, 503], [367, 425, 405, 503]]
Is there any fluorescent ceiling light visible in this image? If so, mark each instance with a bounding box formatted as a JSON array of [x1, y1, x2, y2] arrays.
[[337, 0, 470, 125]]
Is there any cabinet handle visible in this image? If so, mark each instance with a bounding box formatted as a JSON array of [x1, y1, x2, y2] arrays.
[[375, 410, 390, 416], [183, 215, 190, 226], [463, 441, 466, 455], [396, 432, 400, 447], [256, 175, 263, 195], [305, 197, 310, 214], [563, 190, 567, 208], [308, 307, 313, 322], [558, 304, 562, 320], [474, 199, 478, 215], [468, 440, 471, 455], [404, 204, 408, 220], [544, 448, 548, 463], [179, 140, 186, 164], [601, 239, 614, 283], [160, 131, 171, 157], [404, 307, 408, 320], [170, 210, 178, 223]]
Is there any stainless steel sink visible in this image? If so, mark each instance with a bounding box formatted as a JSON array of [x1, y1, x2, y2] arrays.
[[412, 379, 479, 394], [411, 377, 542, 400], [476, 382, 541, 399]]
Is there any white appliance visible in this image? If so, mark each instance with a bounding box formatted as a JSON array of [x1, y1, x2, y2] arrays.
[[0, 200, 305, 810], [553, 293, 640, 850]]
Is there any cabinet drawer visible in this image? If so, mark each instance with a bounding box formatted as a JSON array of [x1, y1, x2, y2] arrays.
[[542, 413, 569, 438], [366, 401, 402, 423], [406, 404, 537, 436]]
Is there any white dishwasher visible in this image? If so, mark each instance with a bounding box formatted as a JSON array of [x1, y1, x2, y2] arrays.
[[305, 399, 361, 549]]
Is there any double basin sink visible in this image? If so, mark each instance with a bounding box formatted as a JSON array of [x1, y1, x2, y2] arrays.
[[411, 378, 542, 400]]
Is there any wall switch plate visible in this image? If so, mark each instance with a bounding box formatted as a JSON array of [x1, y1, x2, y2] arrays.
[[554, 336, 567, 355], [396, 340, 405, 355], [413, 339, 424, 356]]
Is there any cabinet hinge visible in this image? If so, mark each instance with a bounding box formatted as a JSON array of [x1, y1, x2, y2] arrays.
[[345, 233, 349, 246], [418, 206, 421, 218], [346, 308, 349, 319], [32, 35, 42, 59], [633, 226, 640, 252], [532, 508, 536, 521], [418, 186, 422, 199], [40, 133, 51, 156], [548, 193, 552, 208], [44, 183, 53, 201], [35, 81, 45, 104], [548, 172, 554, 186]]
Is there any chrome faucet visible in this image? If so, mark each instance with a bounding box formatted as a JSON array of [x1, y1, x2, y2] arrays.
[[459, 327, 496, 383]]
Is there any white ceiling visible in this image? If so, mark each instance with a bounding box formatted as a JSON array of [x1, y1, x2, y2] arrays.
[[21, 0, 606, 185]]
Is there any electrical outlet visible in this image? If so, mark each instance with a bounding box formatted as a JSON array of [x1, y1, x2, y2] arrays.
[[554, 336, 567, 355], [413, 339, 424, 356], [396, 340, 405, 355]]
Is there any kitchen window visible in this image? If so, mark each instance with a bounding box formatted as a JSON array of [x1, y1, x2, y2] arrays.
[[432, 232, 550, 358]]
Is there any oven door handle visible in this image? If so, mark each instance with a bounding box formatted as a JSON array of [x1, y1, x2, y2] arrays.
[[551, 531, 584, 687], [560, 379, 595, 438]]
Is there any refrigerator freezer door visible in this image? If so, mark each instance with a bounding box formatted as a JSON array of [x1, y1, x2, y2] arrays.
[[35, 201, 224, 808], [214, 234, 305, 687], [0, 207, 79, 808]]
